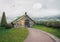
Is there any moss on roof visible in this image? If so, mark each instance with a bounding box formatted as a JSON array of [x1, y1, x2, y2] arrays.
[[12, 14, 36, 23], [12, 16, 22, 22]]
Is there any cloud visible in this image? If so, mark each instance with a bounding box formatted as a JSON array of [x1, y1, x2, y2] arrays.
[[33, 3, 42, 10], [0, 0, 60, 22], [28, 8, 60, 17]]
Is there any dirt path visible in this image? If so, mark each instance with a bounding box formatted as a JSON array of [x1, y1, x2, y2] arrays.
[[24, 28, 55, 42]]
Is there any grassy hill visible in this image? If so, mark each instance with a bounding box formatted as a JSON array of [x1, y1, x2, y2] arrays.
[[0, 27, 28, 42], [32, 25, 60, 38]]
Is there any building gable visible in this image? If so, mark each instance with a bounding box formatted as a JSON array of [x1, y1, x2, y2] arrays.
[[12, 12, 35, 27]]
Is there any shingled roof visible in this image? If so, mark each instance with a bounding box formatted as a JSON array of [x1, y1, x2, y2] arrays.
[[12, 12, 36, 23]]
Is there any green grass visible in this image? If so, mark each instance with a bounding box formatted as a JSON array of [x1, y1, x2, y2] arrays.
[[32, 25, 60, 38], [0, 27, 28, 42]]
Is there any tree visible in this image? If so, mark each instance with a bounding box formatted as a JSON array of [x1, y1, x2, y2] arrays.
[[1, 12, 7, 27]]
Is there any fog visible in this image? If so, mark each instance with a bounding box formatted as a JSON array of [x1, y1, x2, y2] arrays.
[[0, 0, 60, 22]]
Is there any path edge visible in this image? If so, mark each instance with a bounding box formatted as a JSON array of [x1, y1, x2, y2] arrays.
[[32, 28, 60, 42]]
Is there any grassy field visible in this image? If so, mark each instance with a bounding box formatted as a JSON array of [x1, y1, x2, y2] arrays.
[[32, 25, 60, 38], [0, 27, 28, 42]]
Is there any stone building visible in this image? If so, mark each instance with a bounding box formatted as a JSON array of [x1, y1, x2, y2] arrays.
[[12, 12, 35, 28]]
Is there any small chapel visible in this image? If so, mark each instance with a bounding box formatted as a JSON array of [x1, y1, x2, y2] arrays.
[[12, 12, 35, 28]]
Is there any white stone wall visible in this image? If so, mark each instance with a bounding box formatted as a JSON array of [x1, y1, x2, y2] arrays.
[[14, 15, 35, 28]]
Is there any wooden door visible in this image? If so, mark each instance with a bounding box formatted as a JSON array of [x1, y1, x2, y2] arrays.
[[25, 19, 30, 27]]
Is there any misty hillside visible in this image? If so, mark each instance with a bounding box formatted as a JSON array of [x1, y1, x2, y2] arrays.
[[32, 14, 60, 21], [0, 14, 60, 23], [43, 14, 60, 19]]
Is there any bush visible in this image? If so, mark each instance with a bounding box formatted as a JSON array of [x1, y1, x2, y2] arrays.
[[0, 23, 1, 26], [43, 21, 47, 26], [38, 21, 44, 25], [5, 24, 13, 29], [46, 21, 52, 27], [11, 22, 14, 27], [52, 21, 60, 28], [36, 21, 60, 28]]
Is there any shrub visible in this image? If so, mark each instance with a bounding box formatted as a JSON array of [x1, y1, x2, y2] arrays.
[[43, 21, 47, 26], [46, 21, 52, 27], [52, 21, 60, 28], [5, 24, 13, 29], [39, 21, 44, 25], [0, 23, 1, 26], [36, 20, 60, 28], [1, 12, 7, 27], [11, 22, 14, 27]]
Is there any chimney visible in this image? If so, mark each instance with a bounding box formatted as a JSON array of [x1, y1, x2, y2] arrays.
[[25, 12, 27, 15]]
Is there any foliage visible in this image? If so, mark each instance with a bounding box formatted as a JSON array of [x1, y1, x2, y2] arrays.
[[1, 12, 7, 27], [5, 24, 13, 29], [46, 21, 52, 27], [0, 23, 1, 26], [52, 21, 60, 28], [36, 20, 60, 28], [0, 27, 28, 42]]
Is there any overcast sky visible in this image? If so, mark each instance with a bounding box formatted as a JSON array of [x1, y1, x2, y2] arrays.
[[0, 0, 60, 22]]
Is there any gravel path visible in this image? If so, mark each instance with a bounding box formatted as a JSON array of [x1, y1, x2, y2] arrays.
[[24, 28, 55, 42]]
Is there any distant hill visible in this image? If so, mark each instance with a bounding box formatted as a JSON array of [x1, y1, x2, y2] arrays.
[[32, 14, 60, 21], [0, 14, 60, 23]]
